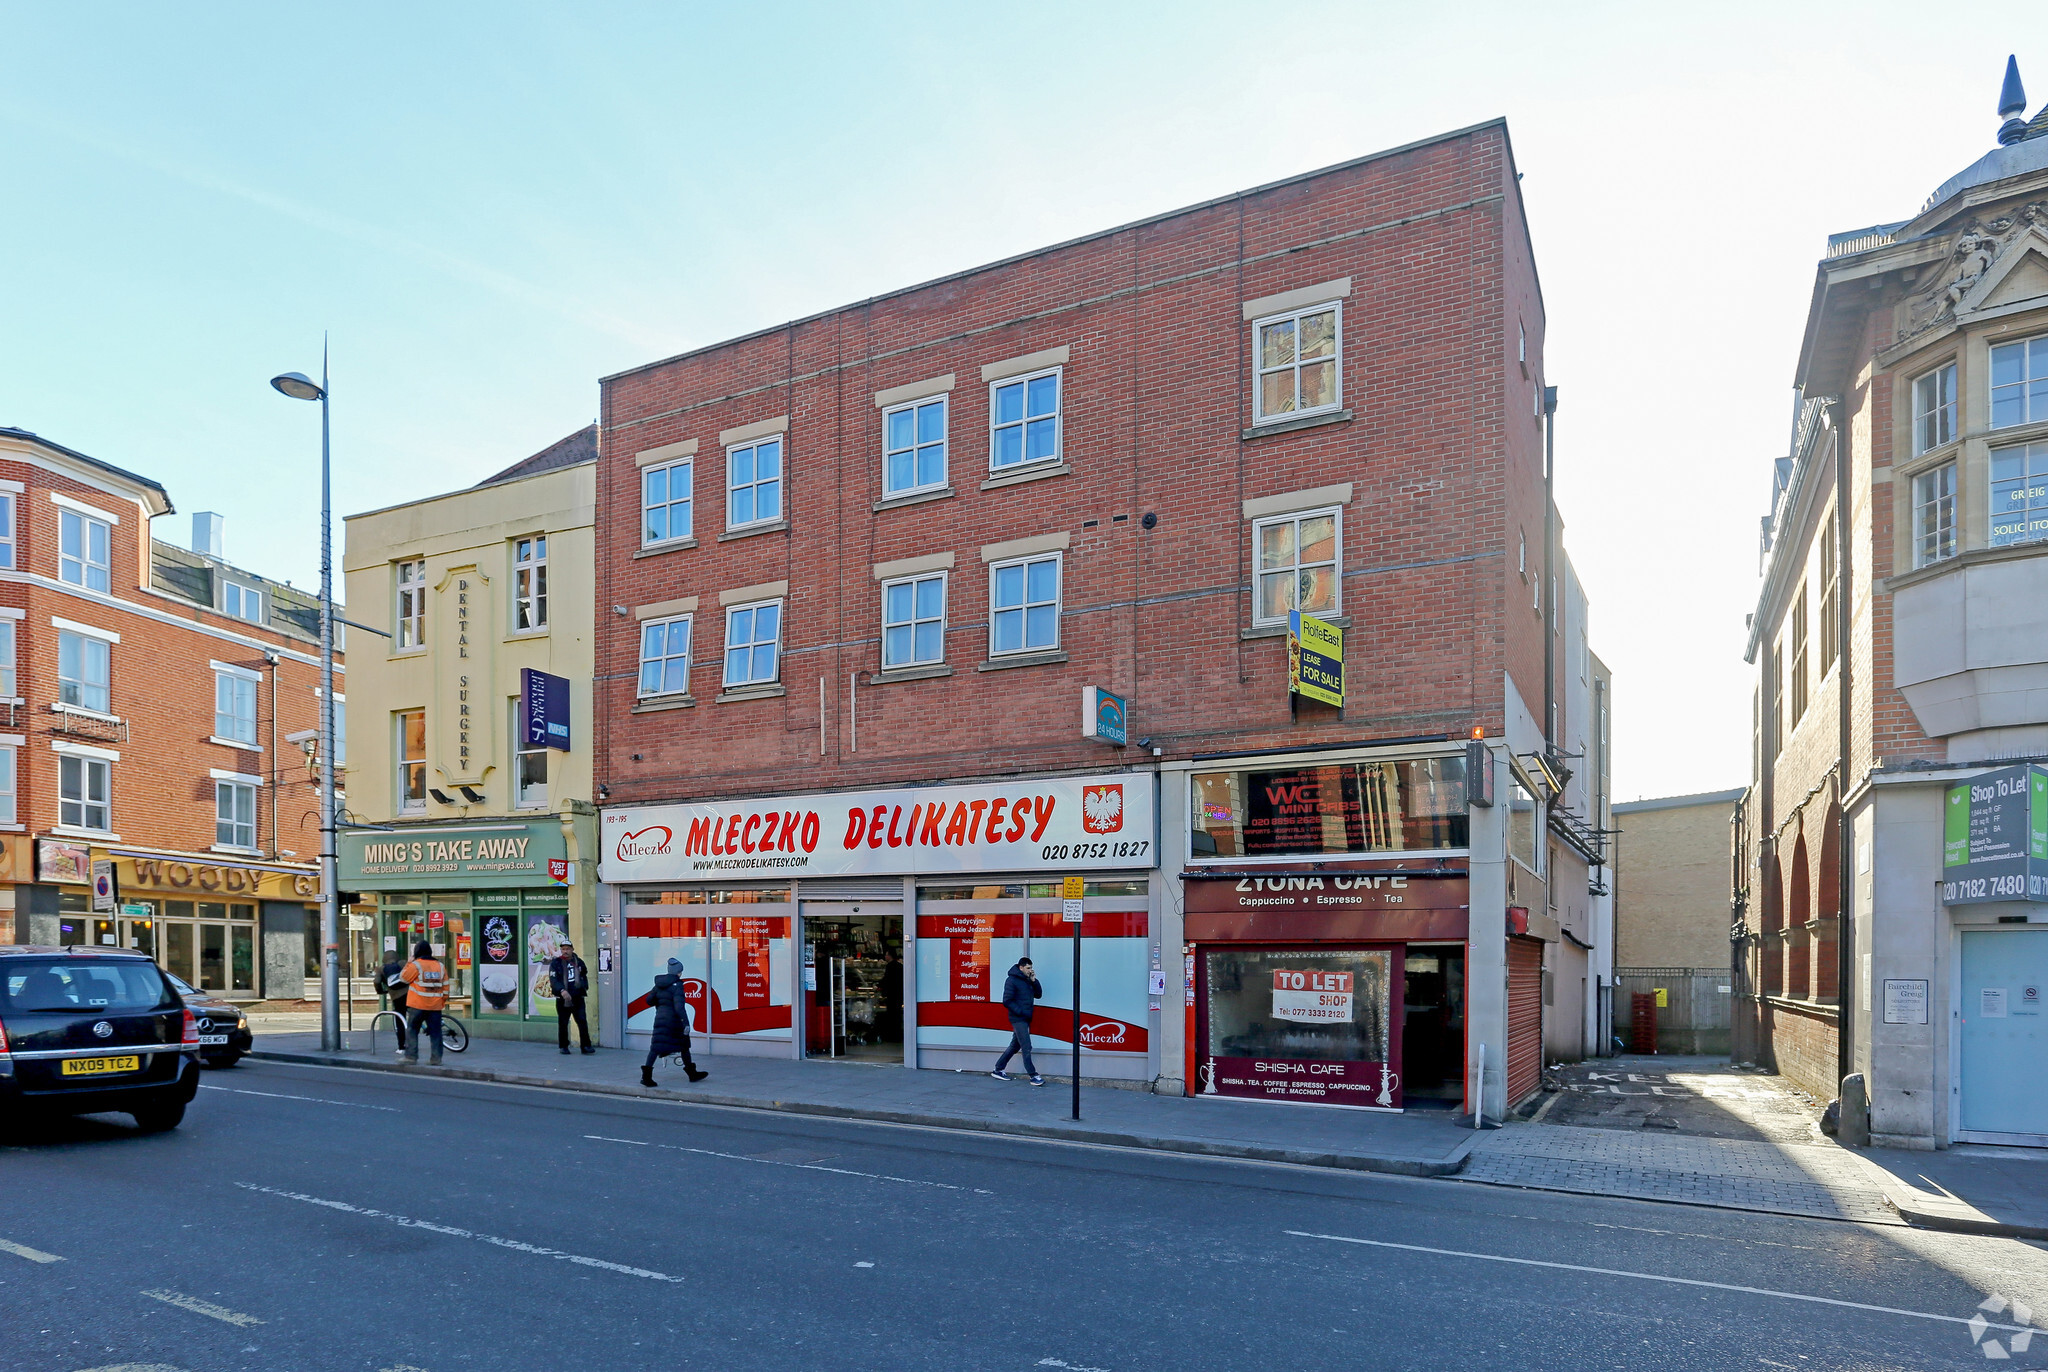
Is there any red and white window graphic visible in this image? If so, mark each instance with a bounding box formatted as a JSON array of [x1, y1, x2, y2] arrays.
[[1081, 784, 1125, 834]]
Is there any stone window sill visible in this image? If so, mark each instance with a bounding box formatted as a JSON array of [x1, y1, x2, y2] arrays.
[[634, 538, 698, 559], [1241, 408, 1352, 441], [715, 683, 787, 703], [717, 519, 788, 543], [869, 664, 954, 685], [207, 735, 265, 752], [1240, 614, 1350, 641], [631, 695, 696, 714], [874, 487, 955, 513], [976, 649, 1068, 672], [981, 462, 1068, 492]]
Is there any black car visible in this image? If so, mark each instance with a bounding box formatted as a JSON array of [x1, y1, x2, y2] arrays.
[[0, 946, 201, 1131], [165, 972, 252, 1068]]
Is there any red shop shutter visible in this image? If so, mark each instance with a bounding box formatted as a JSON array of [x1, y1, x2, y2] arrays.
[[1506, 937, 1544, 1108]]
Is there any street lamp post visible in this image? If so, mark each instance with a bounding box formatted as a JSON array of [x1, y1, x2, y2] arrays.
[[271, 355, 340, 1053]]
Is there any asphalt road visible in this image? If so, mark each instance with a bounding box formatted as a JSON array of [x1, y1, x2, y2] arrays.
[[2, 1060, 2046, 1372]]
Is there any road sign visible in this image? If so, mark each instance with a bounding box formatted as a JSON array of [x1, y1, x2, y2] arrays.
[[1061, 875, 1084, 900], [119, 903, 151, 919]]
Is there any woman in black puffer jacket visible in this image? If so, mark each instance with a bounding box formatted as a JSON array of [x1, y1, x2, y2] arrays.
[[642, 957, 709, 1087]]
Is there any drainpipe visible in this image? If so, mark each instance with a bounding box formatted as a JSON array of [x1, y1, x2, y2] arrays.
[[1542, 386, 1559, 755], [1827, 402, 1854, 1093]]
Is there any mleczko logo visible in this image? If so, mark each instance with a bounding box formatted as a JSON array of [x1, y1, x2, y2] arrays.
[[616, 826, 674, 861], [1081, 784, 1124, 834], [1080, 1020, 1127, 1046]]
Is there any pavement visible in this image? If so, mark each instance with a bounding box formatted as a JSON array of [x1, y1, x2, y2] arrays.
[[247, 1031, 2048, 1240], [5, 1058, 2044, 1371]]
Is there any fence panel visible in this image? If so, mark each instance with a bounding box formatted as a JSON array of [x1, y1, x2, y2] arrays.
[[1610, 967, 1732, 1056]]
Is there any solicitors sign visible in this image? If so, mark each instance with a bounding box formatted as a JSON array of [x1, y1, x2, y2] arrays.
[[600, 773, 1158, 884], [1942, 763, 2048, 905]]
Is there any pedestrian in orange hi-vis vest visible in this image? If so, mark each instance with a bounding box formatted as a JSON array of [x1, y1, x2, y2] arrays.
[[399, 941, 448, 1066]]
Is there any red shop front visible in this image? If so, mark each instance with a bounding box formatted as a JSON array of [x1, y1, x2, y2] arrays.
[[1183, 864, 1469, 1111]]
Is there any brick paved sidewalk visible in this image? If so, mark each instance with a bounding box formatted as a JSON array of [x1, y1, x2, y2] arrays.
[[1457, 1120, 1903, 1223]]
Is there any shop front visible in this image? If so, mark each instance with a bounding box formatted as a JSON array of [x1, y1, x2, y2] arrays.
[[23, 838, 321, 1002], [337, 815, 594, 1043], [600, 771, 1162, 1080], [1181, 746, 1473, 1111]]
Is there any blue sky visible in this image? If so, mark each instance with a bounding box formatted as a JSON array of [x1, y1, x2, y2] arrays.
[[0, 3, 2038, 798]]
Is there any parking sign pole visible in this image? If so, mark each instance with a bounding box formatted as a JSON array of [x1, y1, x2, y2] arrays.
[[1063, 874, 1084, 1121]]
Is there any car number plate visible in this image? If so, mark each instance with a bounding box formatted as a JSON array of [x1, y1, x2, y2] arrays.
[[61, 1055, 141, 1077], [199, 1034, 230, 1046]]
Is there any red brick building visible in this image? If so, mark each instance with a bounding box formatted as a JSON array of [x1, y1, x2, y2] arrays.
[[0, 427, 335, 1003], [591, 120, 1602, 1120]]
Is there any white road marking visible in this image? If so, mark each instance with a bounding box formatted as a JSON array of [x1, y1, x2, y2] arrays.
[[1037, 1359, 1112, 1371], [585, 1133, 993, 1193], [854, 1261, 874, 1268], [199, 1084, 397, 1111], [1286, 1230, 2041, 1334], [73, 1364, 184, 1371], [236, 1183, 682, 1282], [0, 1238, 63, 1263], [140, 1289, 264, 1327]]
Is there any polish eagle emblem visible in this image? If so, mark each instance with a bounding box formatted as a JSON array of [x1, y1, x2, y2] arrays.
[[1081, 784, 1125, 834]]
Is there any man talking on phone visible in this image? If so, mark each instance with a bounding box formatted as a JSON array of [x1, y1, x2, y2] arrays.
[[990, 956, 1046, 1086]]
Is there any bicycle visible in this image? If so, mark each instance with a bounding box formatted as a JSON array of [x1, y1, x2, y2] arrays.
[[368, 1007, 470, 1055]]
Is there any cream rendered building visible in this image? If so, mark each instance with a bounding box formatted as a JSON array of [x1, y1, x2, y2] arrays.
[[339, 428, 599, 1043]]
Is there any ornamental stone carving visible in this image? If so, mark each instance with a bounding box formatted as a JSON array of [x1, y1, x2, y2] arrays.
[[1899, 201, 2048, 343]]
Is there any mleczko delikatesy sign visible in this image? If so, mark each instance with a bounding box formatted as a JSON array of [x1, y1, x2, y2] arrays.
[[1942, 763, 2048, 905]]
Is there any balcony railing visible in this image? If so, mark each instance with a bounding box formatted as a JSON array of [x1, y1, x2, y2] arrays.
[[49, 701, 130, 743]]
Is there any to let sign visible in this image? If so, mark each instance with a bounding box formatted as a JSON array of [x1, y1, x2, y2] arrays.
[[1942, 763, 2048, 905], [1288, 611, 1343, 707]]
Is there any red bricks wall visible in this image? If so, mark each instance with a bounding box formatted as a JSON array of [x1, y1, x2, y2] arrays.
[[597, 124, 1546, 802], [0, 455, 334, 860]]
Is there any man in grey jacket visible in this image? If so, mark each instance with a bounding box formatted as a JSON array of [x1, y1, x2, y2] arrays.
[[990, 957, 1046, 1085]]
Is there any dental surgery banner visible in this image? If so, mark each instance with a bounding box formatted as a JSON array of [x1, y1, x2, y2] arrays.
[[599, 773, 1157, 884]]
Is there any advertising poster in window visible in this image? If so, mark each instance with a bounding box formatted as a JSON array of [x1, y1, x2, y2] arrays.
[[914, 909, 1150, 1054], [1198, 946, 1402, 1108], [625, 911, 793, 1039], [1190, 756, 1466, 859], [526, 912, 569, 1019], [476, 913, 520, 1015]]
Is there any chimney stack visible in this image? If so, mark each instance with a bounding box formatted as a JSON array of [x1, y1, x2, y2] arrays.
[[192, 511, 224, 559]]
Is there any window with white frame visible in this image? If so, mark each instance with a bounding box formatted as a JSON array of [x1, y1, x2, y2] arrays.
[[1252, 507, 1340, 625], [316, 688, 347, 768], [726, 438, 783, 529], [58, 631, 110, 713], [0, 493, 14, 570], [0, 746, 16, 825], [1913, 462, 1957, 567], [59, 753, 110, 831], [882, 572, 946, 668], [1991, 334, 2048, 429], [722, 601, 782, 687], [1913, 362, 1958, 454], [395, 559, 426, 650], [637, 615, 692, 697], [511, 701, 547, 809], [397, 710, 426, 811], [1990, 441, 2048, 547], [643, 458, 694, 546], [221, 581, 264, 624], [0, 619, 14, 698], [215, 780, 257, 849], [884, 396, 948, 495], [989, 554, 1060, 656], [513, 535, 548, 631], [1252, 302, 1341, 423], [59, 509, 110, 593], [214, 669, 258, 743], [989, 369, 1060, 471]]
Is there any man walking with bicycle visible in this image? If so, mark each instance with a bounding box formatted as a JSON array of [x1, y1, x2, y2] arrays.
[[399, 940, 448, 1066]]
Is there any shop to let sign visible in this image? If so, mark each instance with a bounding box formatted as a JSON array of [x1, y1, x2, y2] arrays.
[[1942, 763, 2048, 904], [1272, 969, 1352, 1022], [1288, 611, 1343, 707]]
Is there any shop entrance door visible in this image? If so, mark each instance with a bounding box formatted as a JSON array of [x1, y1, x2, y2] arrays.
[[800, 904, 905, 1063], [1401, 943, 1465, 1107], [1958, 928, 2048, 1144]]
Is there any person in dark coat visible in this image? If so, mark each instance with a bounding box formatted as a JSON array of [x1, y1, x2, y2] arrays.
[[548, 941, 595, 1055], [878, 949, 905, 1043], [642, 957, 708, 1087], [990, 956, 1045, 1085], [375, 951, 408, 1056]]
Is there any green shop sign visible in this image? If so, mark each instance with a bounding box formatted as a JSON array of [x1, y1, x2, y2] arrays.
[[1942, 764, 2048, 905], [339, 819, 568, 890]]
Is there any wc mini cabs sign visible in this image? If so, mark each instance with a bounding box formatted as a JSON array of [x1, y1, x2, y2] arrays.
[[1288, 610, 1344, 707]]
